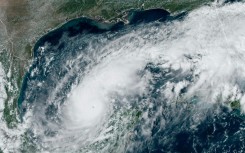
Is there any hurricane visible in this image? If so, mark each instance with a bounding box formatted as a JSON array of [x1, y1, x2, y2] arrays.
[[1, 1, 245, 153]]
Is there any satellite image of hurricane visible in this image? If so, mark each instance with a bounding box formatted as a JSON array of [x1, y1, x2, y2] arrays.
[[1, 0, 245, 153]]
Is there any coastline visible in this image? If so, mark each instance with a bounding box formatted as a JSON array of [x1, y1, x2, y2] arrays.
[[17, 8, 172, 115]]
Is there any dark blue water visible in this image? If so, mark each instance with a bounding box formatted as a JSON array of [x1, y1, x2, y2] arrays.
[[18, 9, 171, 113], [17, 8, 245, 153]]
